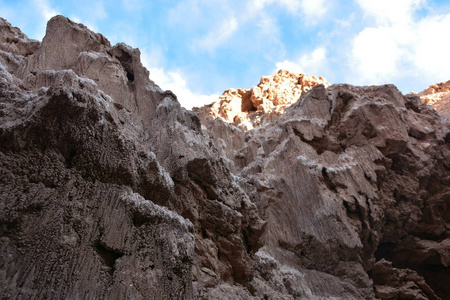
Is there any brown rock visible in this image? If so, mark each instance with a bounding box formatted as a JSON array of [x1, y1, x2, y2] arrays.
[[417, 80, 450, 119], [0, 18, 40, 57], [1, 15, 449, 300], [194, 69, 329, 131], [372, 259, 439, 300], [197, 79, 450, 298], [0, 16, 264, 299]]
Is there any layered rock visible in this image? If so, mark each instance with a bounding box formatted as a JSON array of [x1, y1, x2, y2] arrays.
[[0, 16, 264, 299], [197, 78, 450, 299], [417, 80, 450, 119], [194, 70, 329, 131], [1, 16, 449, 300]]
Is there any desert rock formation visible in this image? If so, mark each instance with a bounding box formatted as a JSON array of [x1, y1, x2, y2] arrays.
[[0, 16, 264, 299], [418, 80, 450, 119], [1, 16, 449, 300], [197, 79, 450, 299], [194, 70, 329, 131]]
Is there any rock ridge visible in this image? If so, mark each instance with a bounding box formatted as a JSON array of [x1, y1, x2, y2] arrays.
[[194, 69, 329, 131], [196, 77, 450, 299], [1, 15, 449, 300], [0, 16, 264, 299], [417, 80, 450, 119]]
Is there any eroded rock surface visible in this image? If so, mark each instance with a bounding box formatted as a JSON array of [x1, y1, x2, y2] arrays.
[[0, 16, 264, 299], [1, 16, 449, 300], [417, 80, 450, 119], [194, 70, 329, 131], [197, 78, 450, 299]]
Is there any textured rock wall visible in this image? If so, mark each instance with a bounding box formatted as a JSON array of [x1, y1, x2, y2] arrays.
[[0, 16, 264, 299], [194, 70, 329, 131], [417, 80, 450, 119], [1, 16, 449, 300], [198, 80, 450, 299]]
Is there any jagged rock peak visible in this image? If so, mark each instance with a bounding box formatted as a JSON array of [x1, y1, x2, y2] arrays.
[[417, 80, 450, 119], [3, 15, 173, 122], [194, 69, 329, 130], [0, 17, 40, 56], [0, 16, 265, 299], [197, 79, 450, 299], [1, 15, 450, 300]]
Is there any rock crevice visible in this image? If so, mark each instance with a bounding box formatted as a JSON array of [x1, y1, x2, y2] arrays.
[[1, 15, 449, 300]]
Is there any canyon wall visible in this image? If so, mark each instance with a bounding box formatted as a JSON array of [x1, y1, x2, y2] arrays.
[[417, 81, 450, 119], [196, 73, 450, 299], [1, 16, 449, 299]]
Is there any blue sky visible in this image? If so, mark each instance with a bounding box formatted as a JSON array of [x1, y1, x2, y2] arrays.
[[1, 0, 450, 108]]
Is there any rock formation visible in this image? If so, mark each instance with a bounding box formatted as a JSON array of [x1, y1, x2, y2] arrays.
[[196, 78, 450, 299], [194, 70, 329, 131], [0, 16, 264, 299], [417, 80, 450, 119], [1, 16, 449, 300]]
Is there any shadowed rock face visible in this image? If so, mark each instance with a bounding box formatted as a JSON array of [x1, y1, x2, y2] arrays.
[[0, 16, 449, 300], [198, 80, 450, 298], [0, 16, 264, 299]]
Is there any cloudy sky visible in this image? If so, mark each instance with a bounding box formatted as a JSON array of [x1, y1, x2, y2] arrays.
[[1, 0, 450, 108]]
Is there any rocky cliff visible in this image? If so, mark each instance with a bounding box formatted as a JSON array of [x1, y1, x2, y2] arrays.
[[195, 71, 450, 299], [417, 81, 450, 120], [1, 16, 449, 300], [0, 16, 264, 299], [194, 70, 329, 131]]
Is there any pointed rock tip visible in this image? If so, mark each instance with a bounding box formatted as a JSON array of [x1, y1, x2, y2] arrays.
[[44, 15, 111, 47]]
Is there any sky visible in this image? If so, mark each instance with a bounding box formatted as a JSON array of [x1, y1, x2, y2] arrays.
[[1, 0, 450, 109]]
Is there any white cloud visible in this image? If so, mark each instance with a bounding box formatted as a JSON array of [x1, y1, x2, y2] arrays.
[[251, 0, 271, 12], [32, 0, 59, 39], [250, 0, 296, 13], [350, 0, 450, 88], [69, 2, 107, 34], [70, 16, 99, 33], [149, 68, 219, 109], [356, 0, 424, 25], [414, 14, 450, 81], [275, 60, 303, 73], [351, 27, 404, 83], [34, 0, 59, 21], [191, 0, 326, 53], [252, 0, 327, 18], [196, 17, 239, 52], [276, 0, 301, 13], [141, 51, 219, 109], [251, 0, 301, 15], [275, 47, 327, 76], [256, 13, 279, 36], [300, 0, 327, 18]]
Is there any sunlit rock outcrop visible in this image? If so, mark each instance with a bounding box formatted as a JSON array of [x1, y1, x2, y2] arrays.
[[196, 77, 450, 299], [417, 80, 450, 119], [1, 16, 449, 300], [194, 70, 329, 131]]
